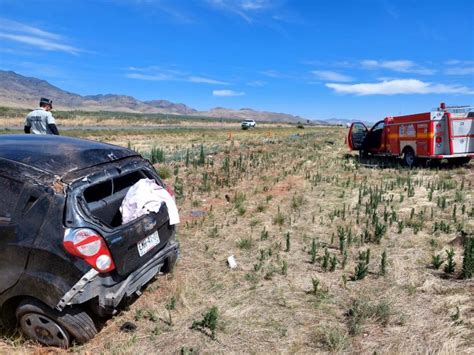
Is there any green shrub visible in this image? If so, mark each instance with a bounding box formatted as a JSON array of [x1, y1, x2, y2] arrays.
[[462, 235, 474, 279], [191, 306, 219, 339], [431, 254, 443, 269], [156, 165, 172, 180], [237, 237, 253, 250], [150, 146, 165, 164], [444, 248, 456, 274]]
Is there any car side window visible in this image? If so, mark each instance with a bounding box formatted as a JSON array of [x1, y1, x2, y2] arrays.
[[352, 123, 366, 134], [372, 121, 384, 131], [0, 176, 23, 221]]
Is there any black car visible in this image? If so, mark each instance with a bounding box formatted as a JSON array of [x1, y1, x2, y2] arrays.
[[0, 135, 179, 347]]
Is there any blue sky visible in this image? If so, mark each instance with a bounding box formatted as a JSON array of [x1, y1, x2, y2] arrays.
[[0, 0, 473, 120]]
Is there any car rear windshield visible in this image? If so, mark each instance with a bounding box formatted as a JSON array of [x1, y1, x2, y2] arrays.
[[83, 170, 150, 228]]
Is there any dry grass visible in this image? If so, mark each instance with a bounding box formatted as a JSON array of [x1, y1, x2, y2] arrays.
[[0, 124, 473, 354]]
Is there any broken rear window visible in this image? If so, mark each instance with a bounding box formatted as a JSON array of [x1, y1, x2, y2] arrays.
[[83, 170, 150, 228]]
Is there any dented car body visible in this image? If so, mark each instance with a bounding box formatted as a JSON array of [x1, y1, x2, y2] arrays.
[[0, 135, 179, 347]]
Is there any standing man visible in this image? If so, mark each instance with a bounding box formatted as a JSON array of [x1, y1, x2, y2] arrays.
[[24, 97, 59, 135]]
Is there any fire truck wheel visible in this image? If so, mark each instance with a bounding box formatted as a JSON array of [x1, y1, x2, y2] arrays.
[[402, 148, 416, 167]]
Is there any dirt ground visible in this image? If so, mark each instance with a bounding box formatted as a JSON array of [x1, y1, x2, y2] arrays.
[[0, 125, 473, 354]]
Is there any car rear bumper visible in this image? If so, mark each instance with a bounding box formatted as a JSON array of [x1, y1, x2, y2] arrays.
[[56, 240, 179, 313]]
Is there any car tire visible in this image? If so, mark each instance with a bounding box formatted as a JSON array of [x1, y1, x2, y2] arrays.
[[402, 148, 416, 167], [16, 298, 97, 348]]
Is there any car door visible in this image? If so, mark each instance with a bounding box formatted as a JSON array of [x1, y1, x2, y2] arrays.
[[0, 175, 25, 293], [0, 176, 50, 294], [366, 120, 385, 152], [348, 122, 368, 150]]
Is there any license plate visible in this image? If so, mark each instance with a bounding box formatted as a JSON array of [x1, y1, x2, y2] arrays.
[[137, 231, 160, 257]]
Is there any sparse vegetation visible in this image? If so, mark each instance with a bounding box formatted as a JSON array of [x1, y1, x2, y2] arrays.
[[191, 306, 219, 340], [1, 120, 472, 353], [444, 248, 456, 274], [461, 235, 474, 279]]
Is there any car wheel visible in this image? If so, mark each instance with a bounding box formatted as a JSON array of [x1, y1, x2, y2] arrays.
[[402, 148, 416, 167], [16, 298, 97, 348]]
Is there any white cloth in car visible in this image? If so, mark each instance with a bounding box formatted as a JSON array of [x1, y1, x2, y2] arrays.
[[120, 178, 180, 225]]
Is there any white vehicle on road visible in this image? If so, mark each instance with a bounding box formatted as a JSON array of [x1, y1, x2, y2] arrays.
[[241, 119, 256, 129]]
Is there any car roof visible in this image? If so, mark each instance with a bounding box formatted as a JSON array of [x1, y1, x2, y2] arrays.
[[0, 135, 139, 177]]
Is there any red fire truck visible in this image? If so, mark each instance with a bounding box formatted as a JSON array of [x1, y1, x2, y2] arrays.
[[347, 103, 474, 166]]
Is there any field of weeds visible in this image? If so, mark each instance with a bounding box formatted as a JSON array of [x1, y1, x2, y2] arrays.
[[1, 125, 473, 353]]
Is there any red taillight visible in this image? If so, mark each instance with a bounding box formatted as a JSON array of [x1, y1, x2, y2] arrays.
[[64, 228, 115, 273], [436, 136, 443, 144]]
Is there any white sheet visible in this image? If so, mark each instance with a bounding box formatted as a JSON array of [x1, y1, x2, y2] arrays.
[[120, 178, 180, 225]]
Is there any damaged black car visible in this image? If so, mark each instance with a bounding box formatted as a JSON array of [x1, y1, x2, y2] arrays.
[[0, 135, 179, 347]]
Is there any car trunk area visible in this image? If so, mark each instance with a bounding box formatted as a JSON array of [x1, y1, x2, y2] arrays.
[[64, 159, 175, 276]]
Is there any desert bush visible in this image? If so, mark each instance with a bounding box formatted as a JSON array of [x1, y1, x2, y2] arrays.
[[197, 144, 205, 165], [150, 146, 165, 164], [237, 237, 253, 250], [281, 260, 288, 275], [444, 248, 456, 274], [273, 208, 285, 226], [313, 326, 348, 351], [431, 254, 443, 269], [380, 250, 387, 276], [310, 238, 318, 264], [352, 250, 369, 281], [347, 299, 391, 335], [156, 165, 172, 180], [322, 248, 330, 272], [462, 235, 474, 279], [191, 306, 219, 339], [165, 296, 176, 326]]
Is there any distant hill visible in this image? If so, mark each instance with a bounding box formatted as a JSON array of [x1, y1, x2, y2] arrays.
[[0, 70, 336, 124]]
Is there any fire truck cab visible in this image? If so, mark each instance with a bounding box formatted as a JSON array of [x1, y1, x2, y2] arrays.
[[348, 103, 474, 166]]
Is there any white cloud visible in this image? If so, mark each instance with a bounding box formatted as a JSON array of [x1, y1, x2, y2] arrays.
[[311, 70, 353, 82], [326, 79, 473, 95], [444, 60, 474, 66], [127, 66, 229, 84], [259, 69, 285, 78], [240, 0, 270, 10], [0, 18, 61, 40], [0, 18, 81, 54], [247, 80, 266, 87], [444, 67, 474, 75], [0, 33, 80, 55], [188, 76, 229, 85], [361, 60, 435, 75], [126, 72, 175, 81], [213, 89, 245, 97], [206, 0, 275, 22]]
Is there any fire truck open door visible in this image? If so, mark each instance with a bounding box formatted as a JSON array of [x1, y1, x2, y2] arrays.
[[348, 122, 368, 150]]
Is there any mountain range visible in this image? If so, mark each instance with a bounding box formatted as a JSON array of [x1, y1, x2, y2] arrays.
[[0, 70, 345, 124]]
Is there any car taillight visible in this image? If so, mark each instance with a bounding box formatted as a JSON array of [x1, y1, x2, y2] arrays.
[[63, 228, 115, 273], [436, 136, 443, 144]]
